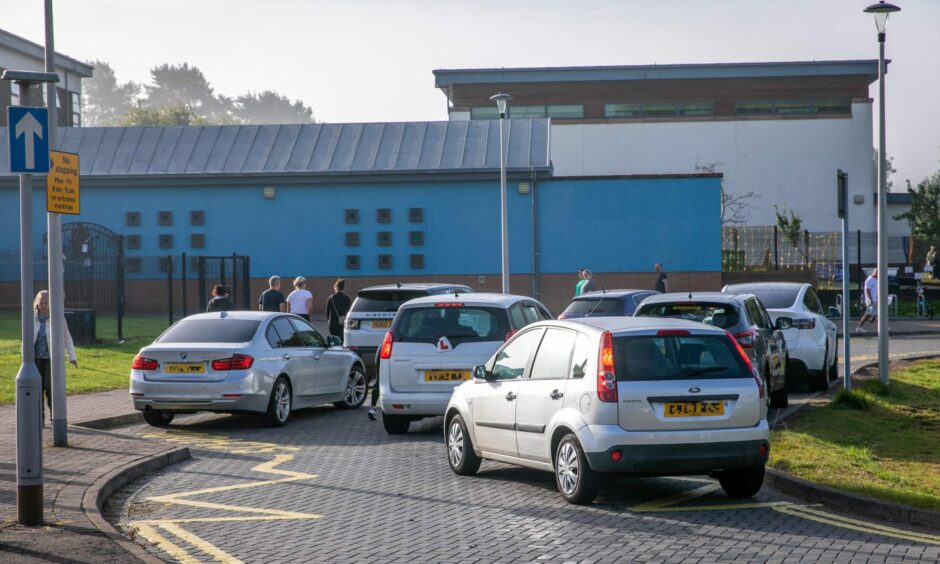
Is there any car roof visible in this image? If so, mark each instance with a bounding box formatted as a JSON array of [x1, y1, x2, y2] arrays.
[[400, 292, 535, 308], [358, 283, 472, 292], [723, 282, 808, 292], [639, 291, 745, 305], [181, 311, 281, 321], [573, 289, 653, 299], [560, 316, 727, 335]]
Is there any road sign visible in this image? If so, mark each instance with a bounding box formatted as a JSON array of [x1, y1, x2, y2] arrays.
[[46, 151, 80, 214], [7, 106, 50, 173]]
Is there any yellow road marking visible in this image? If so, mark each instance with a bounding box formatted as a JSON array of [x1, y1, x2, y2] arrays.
[[135, 523, 200, 564], [630, 483, 719, 512], [775, 505, 940, 546], [158, 522, 246, 563]]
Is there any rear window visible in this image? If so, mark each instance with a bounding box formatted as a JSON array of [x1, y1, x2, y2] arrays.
[[158, 319, 260, 343], [740, 290, 798, 309], [561, 297, 625, 317], [635, 301, 740, 330], [393, 306, 510, 346], [351, 290, 427, 313], [612, 335, 748, 381]]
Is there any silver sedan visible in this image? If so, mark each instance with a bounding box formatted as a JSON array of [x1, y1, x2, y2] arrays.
[[130, 311, 368, 427]]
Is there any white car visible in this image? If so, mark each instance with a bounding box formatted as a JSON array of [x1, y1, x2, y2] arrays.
[[377, 293, 552, 434], [444, 317, 770, 504], [723, 282, 838, 391]]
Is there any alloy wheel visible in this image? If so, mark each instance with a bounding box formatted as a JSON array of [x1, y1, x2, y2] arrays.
[[344, 370, 367, 406], [556, 442, 580, 495], [448, 421, 464, 467], [275, 382, 291, 423]]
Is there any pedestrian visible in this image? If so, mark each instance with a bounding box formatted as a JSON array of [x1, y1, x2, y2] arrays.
[[916, 281, 927, 318], [654, 263, 669, 293], [258, 276, 287, 313], [287, 276, 314, 321], [856, 268, 879, 332], [574, 269, 586, 296], [206, 285, 234, 312], [580, 269, 596, 294], [928, 245, 939, 281], [33, 290, 77, 425], [326, 278, 351, 339]]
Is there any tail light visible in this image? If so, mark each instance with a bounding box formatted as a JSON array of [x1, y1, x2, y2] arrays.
[[505, 330, 517, 341], [132, 354, 158, 371], [726, 331, 764, 399], [435, 302, 465, 307], [211, 354, 254, 371], [379, 331, 394, 360], [597, 331, 617, 403], [345, 318, 360, 330], [734, 329, 757, 348], [657, 329, 691, 336]]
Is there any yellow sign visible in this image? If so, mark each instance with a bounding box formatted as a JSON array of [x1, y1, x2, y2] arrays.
[[46, 150, 80, 214]]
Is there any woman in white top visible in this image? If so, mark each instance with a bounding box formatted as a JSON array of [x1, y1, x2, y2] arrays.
[[33, 290, 77, 423], [286, 277, 314, 321]]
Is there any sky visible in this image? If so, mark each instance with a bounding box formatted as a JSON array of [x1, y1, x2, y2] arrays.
[[3, 0, 939, 186]]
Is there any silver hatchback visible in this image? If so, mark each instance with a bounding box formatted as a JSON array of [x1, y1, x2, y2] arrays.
[[130, 311, 367, 427]]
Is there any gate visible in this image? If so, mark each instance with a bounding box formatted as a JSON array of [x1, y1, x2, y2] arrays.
[[59, 222, 125, 340], [191, 255, 251, 314]]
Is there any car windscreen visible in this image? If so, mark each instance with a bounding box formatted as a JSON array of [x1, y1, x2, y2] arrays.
[[393, 306, 510, 347], [350, 290, 427, 313], [612, 334, 749, 381], [158, 319, 261, 343], [635, 301, 740, 330], [561, 297, 625, 318], [738, 290, 799, 309]]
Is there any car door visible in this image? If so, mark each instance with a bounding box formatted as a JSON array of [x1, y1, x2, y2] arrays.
[[752, 299, 786, 386], [289, 318, 345, 397], [269, 317, 316, 399], [472, 328, 543, 457], [803, 287, 837, 364], [515, 327, 578, 463]]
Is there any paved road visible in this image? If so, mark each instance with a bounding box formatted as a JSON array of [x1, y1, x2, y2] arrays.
[[105, 336, 940, 564]]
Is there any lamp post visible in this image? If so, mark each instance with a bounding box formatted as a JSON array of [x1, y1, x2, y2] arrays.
[[490, 92, 513, 294], [864, 0, 901, 386]]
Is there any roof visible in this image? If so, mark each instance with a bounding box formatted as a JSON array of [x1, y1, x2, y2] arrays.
[[401, 292, 534, 308], [182, 311, 279, 321], [565, 316, 723, 334], [0, 28, 94, 78], [0, 121, 551, 181], [359, 283, 474, 293], [886, 192, 913, 205], [575, 289, 655, 299], [723, 282, 808, 292], [640, 292, 743, 304], [434, 60, 882, 88]]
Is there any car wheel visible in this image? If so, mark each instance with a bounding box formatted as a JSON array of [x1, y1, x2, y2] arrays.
[[554, 434, 599, 505], [265, 377, 292, 427], [717, 465, 765, 498], [334, 366, 368, 409], [382, 413, 410, 435], [446, 414, 481, 476], [768, 364, 788, 408], [143, 409, 174, 427], [809, 347, 830, 392], [828, 338, 839, 380]]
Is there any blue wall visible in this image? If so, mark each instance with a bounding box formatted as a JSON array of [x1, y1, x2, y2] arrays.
[[0, 175, 720, 280]]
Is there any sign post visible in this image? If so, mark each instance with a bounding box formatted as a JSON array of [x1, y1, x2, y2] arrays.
[[3, 69, 58, 526], [838, 169, 851, 391]]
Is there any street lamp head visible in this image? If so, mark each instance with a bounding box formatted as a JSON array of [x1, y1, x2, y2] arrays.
[[864, 1, 901, 34], [489, 92, 513, 117]]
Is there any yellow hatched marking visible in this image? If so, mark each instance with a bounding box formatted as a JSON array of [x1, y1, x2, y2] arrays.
[[158, 522, 245, 563], [135, 523, 200, 564]]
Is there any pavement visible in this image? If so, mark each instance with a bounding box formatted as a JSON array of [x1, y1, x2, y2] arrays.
[[2, 335, 939, 563], [837, 317, 940, 337]]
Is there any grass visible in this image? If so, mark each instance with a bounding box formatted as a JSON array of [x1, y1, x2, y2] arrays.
[[770, 359, 940, 511], [0, 311, 168, 405]]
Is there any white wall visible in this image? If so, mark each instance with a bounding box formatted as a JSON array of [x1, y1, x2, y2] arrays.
[[549, 103, 881, 233]]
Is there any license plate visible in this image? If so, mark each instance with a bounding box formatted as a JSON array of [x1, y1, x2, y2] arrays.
[[663, 401, 724, 417], [371, 320, 392, 329], [424, 370, 471, 382], [165, 363, 205, 375]]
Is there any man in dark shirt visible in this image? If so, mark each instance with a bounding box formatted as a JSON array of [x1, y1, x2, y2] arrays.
[[258, 276, 287, 313], [654, 263, 669, 293], [326, 278, 351, 339], [206, 285, 234, 312]]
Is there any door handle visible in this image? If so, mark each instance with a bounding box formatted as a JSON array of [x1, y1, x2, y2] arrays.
[[282, 354, 292, 361], [550, 389, 564, 400], [505, 392, 517, 401]]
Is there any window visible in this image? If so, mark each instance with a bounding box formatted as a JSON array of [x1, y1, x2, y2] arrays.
[[265, 325, 282, 348], [377, 208, 392, 223], [569, 334, 590, 379], [635, 301, 741, 330], [158, 211, 173, 226], [470, 106, 499, 120], [741, 289, 798, 309], [521, 303, 542, 325], [158, 319, 261, 344], [611, 335, 749, 382], [546, 105, 584, 119], [679, 102, 715, 116], [529, 328, 576, 380], [159, 234, 173, 249], [159, 256, 172, 272], [735, 100, 775, 115], [127, 235, 141, 250], [641, 103, 678, 117], [270, 318, 302, 347], [346, 255, 360, 270], [605, 103, 642, 118], [351, 290, 427, 313], [604, 102, 714, 119], [289, 318, 326, 347], [378, 255, 392, 269], [190, 211, 205, 226], [561, 297, 625, 318], [491, 329, 543, 380], [815, 99, 851, 114], [191, 234, 205, 249], [10, 83, 20, 106], [409, 208, 423, 223], [735, 99, 850, 116], [745, 299, 771, 330], [394, 306, 511, 347], [345, 209, 359, 224], [126, 211, 141, 227], [803, 288, 824, 315], [409, 231, 424, 246], [377, 232, 392, 246], [508, 304, 527, 330], [70, 92, 81, 127], [509, 105, 546, 118], [410, 254, 424, 269], [774, 100, 813, 114], [346, 232, 360, 247]]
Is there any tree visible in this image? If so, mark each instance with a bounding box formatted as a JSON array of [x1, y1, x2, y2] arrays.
[[234, 91, 315, 124], [694, 162, 759, 226], [143, 63, 229, 122], [894, 172, 940, 243], [119, 103, 207, 126], [775, 204, 809, 265], [81, 60, 140, 126]]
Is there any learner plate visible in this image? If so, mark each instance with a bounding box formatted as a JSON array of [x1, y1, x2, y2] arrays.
[[663, 401, 724, 417]]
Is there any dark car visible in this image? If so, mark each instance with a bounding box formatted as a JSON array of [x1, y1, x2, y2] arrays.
[[558, 289, 659, 319], [634, 292, 792, 408]]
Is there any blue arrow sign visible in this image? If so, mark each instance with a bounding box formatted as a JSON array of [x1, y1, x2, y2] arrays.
[[7, 106, 50, 174]]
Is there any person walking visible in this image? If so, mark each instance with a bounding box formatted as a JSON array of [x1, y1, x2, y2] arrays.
[[856, 268, 879, 332], [580, 269, 596, 294], [258, 276, 287, 313], [206, 285, 234, 312], [287, 277, 314, 321], [325, 278, 351, 339], [928, 245, 939, 281], [574, 269, 586, 296], [654, 263, 669, 293], [33, 290, 77, 425]]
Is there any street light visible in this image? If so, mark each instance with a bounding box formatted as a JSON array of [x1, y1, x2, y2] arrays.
[[864, 1, 900, 386], [490, 92, 513, 293]]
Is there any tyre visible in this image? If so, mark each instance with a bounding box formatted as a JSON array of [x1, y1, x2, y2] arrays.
[[718, 465, 765, 498], [334, 366, 368, 409], [809, 347, 830, 392], [143, 409, 174, 427], [554, 434, 600, 505], [264, 377, 292, 427], [768, 364, 788, 408], [446, 414, 481, 476], [828, 339, 839, 380], [382, 413, 410, 435]]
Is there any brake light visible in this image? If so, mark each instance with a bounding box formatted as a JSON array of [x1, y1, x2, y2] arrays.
[[734, 329, 757, 348], [726, 331, 764, 399], [505, 330, 516, 342], [597, 331, 617, 403], [132, 354, 158, 371], [656, 329, 691, 336], [435, 302, 464, 307], [211, 354, 254, 371], [379, 331, 394, 360]]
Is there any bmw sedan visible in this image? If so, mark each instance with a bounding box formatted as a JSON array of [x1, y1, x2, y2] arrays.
[[130, 312, 367, 427]]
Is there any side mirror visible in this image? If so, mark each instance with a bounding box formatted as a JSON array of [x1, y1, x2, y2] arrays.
[[775, 317, 793, 330], [473, 365, 491, 380], [326, 335, 343, 347]]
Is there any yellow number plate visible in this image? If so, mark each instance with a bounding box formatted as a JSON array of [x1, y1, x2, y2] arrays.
[[664, 401, 724, 417], [424, 370, 471, 382], [165, 363, 205, 375], [371, 320, 392, 329]]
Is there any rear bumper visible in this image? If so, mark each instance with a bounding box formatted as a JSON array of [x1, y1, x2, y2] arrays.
[[379, 389, 451, 417], [130, 370, 271, 414]]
